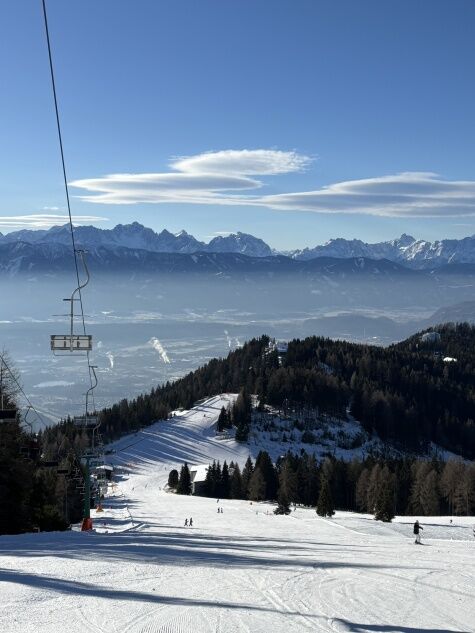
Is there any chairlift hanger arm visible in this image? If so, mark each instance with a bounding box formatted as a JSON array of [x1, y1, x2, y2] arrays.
[[70, 250, 90, 303], [86, 365, 98, 415]]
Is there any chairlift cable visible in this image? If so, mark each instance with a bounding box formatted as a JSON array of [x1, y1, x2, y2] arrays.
[[0, 352, 49, 429], [40, 0, 87, 337], [40, 3, 102, 530], [41, 0, 96, 401]]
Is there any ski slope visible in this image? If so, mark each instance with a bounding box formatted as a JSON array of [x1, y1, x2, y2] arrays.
[[1, 395, 474, 633]]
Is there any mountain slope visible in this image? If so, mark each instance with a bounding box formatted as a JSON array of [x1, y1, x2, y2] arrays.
[[0, 241, 422, 278]]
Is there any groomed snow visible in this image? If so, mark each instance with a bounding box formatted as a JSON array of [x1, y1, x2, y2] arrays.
[[1, 395, 474, 632]]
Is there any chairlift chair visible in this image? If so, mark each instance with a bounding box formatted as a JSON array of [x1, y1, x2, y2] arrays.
[[20, 436, 40, 461], [0, 409, 18, 423], [50, 250, 93, 355], [73, 365, 100, 431], [19, 406, 39, 460], [73, 414, 99, 428]]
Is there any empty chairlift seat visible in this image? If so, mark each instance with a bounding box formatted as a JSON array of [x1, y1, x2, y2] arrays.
[[0, 409, 18, 422], [73, 414, 99, 428], [50, 334, 92, 353]]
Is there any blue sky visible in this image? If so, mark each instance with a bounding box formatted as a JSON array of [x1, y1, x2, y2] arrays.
[[1, 0, 475, 249]]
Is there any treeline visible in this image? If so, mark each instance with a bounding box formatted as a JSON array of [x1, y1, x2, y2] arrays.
[[0, 356, 83, 534], [93, 324, 475, 458], [170, 452, 475, 520]]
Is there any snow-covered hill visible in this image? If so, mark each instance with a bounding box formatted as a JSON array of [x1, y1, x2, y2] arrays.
[[1, 394, 474, 632], [105, 395, 456, 477]]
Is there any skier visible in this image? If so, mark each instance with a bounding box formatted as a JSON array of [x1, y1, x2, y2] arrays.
[[189, 517, 193, 527], [414, 520, 423, 544], [184, 518, 188, 527]]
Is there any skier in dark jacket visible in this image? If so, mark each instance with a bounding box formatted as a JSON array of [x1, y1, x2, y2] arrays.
[[414, 520, 423, 544]]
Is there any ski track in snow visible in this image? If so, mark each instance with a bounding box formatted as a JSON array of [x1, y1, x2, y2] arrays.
[[1, 394, 474, 632]]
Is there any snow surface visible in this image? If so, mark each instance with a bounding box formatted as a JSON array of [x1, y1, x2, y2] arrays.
[[1, 395, 474, 632]]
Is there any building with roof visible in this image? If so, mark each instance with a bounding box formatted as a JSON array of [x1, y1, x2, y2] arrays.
[[190, 464, 209, 495]]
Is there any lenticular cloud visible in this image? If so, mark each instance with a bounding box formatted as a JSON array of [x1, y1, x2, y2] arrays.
[[70, 149, 475, 218]]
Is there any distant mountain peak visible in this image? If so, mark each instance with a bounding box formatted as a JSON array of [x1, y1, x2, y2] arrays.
[[207, 231, 273, 257], [396, 233, 416, 245]]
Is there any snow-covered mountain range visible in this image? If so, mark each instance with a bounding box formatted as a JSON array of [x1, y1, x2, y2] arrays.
[[288, 233, 475, 268], [0, 222, 272, 258], [1, 222, 475, 268]]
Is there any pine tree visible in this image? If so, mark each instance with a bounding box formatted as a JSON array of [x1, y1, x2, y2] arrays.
[[233, 389, 252, 442], [255, 451, 278, 500], [241, 456, 254, 498], [168, 469, 179, 489], [440, 460, 465, 515], [279, 458, 298, 504], [374, 466, 395, 522], [221, 461, 231, 498], [420, 469, 440, 515], [217, 407, 229, 432], [454, 464, 475, 516], [408, 461, 432, 514], [366, 464, 382, 514], [248, 468, 266, 501], [356, 468, 370, 512], [230, 463, 243, 499], [274, 490, 291, 515], [301, 454, 319, 507], [177, 462, 192, 495], [213, 461, 222, 496], [203, 463, 214, 497], [235, 421, 250, 442], [316, 476, 334, 517]]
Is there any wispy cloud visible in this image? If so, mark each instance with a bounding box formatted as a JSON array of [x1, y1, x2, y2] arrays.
[[70, 150, 475, 218], [0, 214, 108, 230]]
